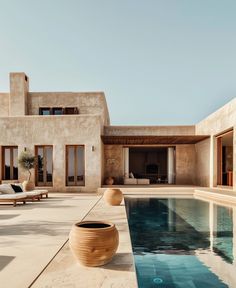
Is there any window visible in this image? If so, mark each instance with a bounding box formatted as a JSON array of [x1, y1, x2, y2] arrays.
[[39, 108, 51, 115], [35, 146, 53, 186], [52, 107, 63, 115], [66, 145, 85, 186], [39, 107, 79, 115], [2, 146, 18, 180], [64, 107, 79, 115]]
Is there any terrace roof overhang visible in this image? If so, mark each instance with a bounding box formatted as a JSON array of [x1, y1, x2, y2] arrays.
[[101, 135, 210, 145]]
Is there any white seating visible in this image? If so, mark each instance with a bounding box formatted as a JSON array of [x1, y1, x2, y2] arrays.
[[124, 178, 138, 185], [24, 191, 42, 201], [124, 177, 150, 185], [0, 183, 49, 206], [0, 192, 27, 206], [27, 189, 49, 198], [137, 179, 150, 185], [0, 193, 27, 199]]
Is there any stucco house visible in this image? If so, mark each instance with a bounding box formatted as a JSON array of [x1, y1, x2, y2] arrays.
[[0, 72, 235, 192]]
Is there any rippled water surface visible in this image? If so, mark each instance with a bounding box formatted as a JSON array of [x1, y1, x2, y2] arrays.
[[125, 197, 235, 288]]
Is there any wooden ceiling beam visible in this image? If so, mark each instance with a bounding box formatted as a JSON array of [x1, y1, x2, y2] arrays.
[[101, 135, 210, 145]]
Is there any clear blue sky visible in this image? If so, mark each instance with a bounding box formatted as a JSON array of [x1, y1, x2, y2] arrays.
[[0, 0, 235, 125]]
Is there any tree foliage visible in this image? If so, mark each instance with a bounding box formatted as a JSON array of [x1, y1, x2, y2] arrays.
[[18, 151, 35, 181]]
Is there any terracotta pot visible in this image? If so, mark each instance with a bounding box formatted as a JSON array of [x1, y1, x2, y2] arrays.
[[69, 221, 119, 267], [105, 177, 114, 185], [22, 180, 35, 191], [104, 188, 123, 206]]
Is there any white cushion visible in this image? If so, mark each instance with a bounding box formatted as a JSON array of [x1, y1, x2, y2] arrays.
[[0, 184, 15, 194], [25, 191, 42, 196], [129, 172, 135, 179], [137, 179, 150, 185], [26, 189, 48, 195], [0, 193, 27, 199], [124, 178, 137, 185]]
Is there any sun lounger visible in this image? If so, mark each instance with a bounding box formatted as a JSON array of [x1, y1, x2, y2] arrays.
[[0, 184, 49, 206], [32, 189, 49, 198], [24, 190, 42, 202], [0, 192, 27, 206]]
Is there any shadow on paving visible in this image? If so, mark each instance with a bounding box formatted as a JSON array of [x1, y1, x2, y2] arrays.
[[0, 203, 76, 211], [102, 252, 134, 272], [0, 255, 15, 271], [0, 214, 20, 220], [0, 220, 71, 236]]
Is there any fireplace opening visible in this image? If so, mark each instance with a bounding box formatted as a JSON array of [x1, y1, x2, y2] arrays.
[[146, 164, 159, 174]]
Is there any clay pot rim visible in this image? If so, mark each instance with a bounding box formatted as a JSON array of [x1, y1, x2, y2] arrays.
[[74, 221, 115, 231]]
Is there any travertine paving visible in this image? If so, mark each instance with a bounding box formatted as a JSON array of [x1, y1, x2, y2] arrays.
[[1, 187, 235, 288], [32, 196, 137, 288], [0, 194, 100, 288]]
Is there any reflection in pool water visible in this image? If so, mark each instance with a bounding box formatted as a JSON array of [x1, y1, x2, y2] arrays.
[[125, 197, 235, 288]]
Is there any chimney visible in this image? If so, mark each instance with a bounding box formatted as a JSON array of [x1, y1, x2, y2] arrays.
[[9, 72, 29, 116]]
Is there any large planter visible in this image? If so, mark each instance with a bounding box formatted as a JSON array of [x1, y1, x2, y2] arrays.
[[22, 180, 35, 191], [104, 188, 123, 206], [69, 221, 119, 267]]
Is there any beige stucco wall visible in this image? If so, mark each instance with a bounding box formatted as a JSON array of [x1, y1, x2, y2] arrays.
[[175, 145, 196, 185], [0, 93, 9, 116], [196, 98, 236, 189], [195, 138, 211, 187], [0, 115, 103, 192], [103, 145, 124, 184], [28, 92, 110, 125], [104, 125, 195, 136]]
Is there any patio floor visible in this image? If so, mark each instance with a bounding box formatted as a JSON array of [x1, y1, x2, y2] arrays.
[[0, 193, 137, 288], [1, 187, 236, 288]]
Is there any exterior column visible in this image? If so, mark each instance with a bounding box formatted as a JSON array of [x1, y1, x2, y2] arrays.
[[168, 147, 175, 184], [124, 147, 129, 177], [210, 135, 216, 188]]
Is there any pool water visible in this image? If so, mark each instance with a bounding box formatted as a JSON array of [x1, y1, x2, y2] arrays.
[[125, 198, 235, 288]]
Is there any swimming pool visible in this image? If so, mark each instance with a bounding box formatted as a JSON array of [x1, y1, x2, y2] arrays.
[[125, 197, 235, 288]]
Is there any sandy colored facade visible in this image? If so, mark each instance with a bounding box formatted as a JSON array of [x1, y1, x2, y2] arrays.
[[0, 72, 235, 191]]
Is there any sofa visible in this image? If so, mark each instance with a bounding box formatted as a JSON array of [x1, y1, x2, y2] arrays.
[[124, 172, 150, 185]]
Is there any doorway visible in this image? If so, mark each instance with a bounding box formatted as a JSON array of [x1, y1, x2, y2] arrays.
[[126, 146, 175, 184], [217, 130, 233, 186]]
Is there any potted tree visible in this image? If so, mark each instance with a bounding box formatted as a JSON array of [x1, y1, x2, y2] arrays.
[[18, 150, 35, 191]]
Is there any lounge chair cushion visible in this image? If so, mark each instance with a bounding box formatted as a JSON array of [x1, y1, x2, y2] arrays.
[[137, 179, 150, 185], [28, 189, 48, 194], [129, 172, 135, 179], [0, 184, 15, 194], [0, 192, 27, 199], [25, 191, 42, 196], [124, 178, 138, 185]]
